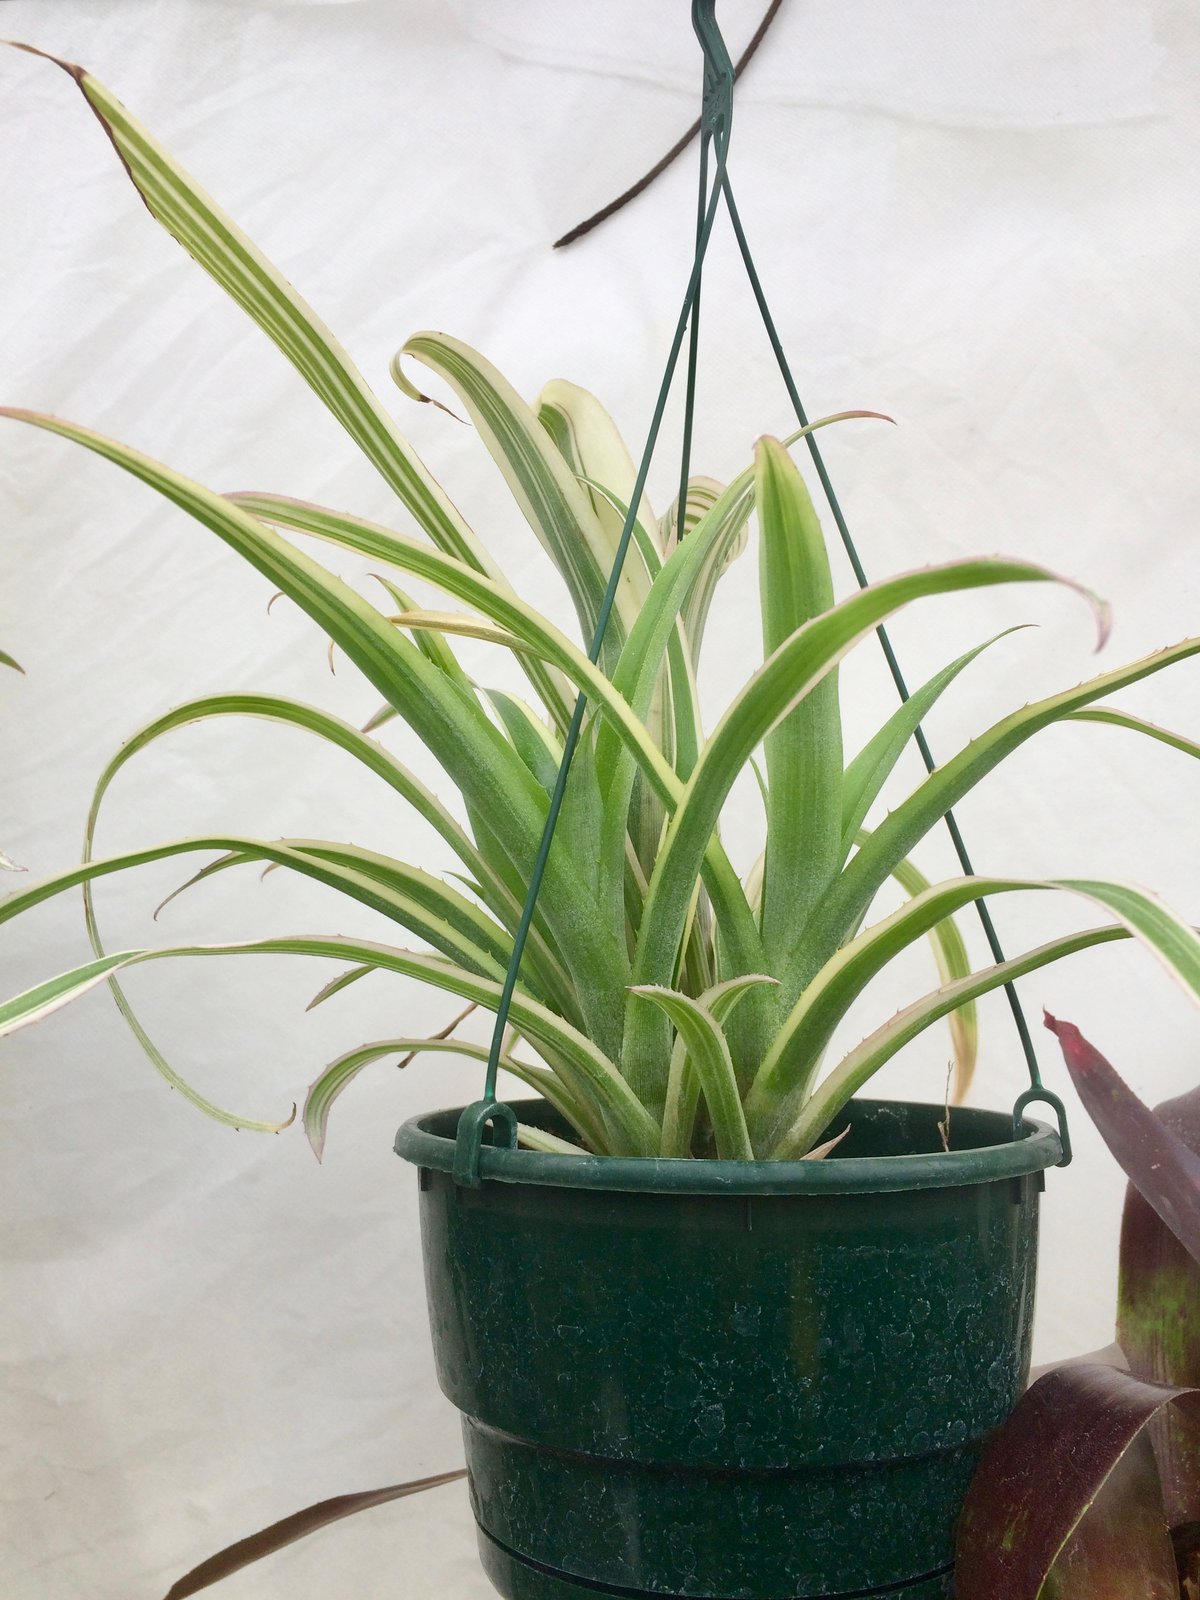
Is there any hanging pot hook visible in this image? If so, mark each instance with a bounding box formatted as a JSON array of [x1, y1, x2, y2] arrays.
[[692, 0, 734, 143]]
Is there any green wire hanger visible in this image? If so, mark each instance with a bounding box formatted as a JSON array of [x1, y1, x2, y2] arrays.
[[452, 0, 1070, 1186]]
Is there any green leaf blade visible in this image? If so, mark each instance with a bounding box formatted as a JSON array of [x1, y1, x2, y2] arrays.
[[755, 437, 842, 965]]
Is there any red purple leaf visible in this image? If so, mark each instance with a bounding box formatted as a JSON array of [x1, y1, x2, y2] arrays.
[[1044, 1012, 1200, 1265], [161, 1468, 467, 1599], [956, 1361, 1200, 1599], [1039, 1434, 1178, 1598], [1119, 1085, 1200, 1526]]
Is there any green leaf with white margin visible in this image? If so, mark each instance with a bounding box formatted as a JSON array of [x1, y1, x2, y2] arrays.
[[745, 837, 982, 1113], [4, 835, 523, 988], [772, 877, 1200, 1158], [76, 690, 573, 1011], [629, 986, 754, 1160], [0, 935, 662, 1155], [801, 636, 1200, 997], [763, 869, 1200, 1149], [0, 936, 296, 1132], [625, 553, 1108, 1097], [340, 572, 476, 739], [537, 378, 658, 599], [661, 476, 727, 551], [537, 399, 679, 880], [370, 576, 474, 687], [179, 837, 538, 982], [479, 682, 606, 904], [569, 478, 703, 915], [587, 417, 892, 961], [384, 611, 605, 896], [1066, 705, 1200, 760], [235, 491, 763, 978], [659, 974, 778, 1158], [306, 964, 374, 1010], [390, 613, 641, 912], [393, 332, 636, 677], [769, 930, 1128, 1158], [674, 477, 742, 668], [0, 412, 631, 1052], [752, 822, 979, 1106], [663, 416, 891, 669], [662, 476, 748, 668], [77, 713, 581, 1079], [12, 48, 577, 735], [516, 1123, 590, 1154], [595, 414, 887, 799], [756, 437, 842, 966], [750, 873, 1105, 1149], [887, 852, 978, 1105], [840, 627, 1030, 856], [232, 493, 685, 802], [8, 47, 499, 575], [389, 608, 534, 658], [304, 1036, 607, 1160]]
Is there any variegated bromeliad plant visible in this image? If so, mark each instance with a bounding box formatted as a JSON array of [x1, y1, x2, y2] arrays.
[[3, 47, 1200, 1178]]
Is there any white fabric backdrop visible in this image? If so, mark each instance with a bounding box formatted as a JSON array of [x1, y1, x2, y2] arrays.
[[2, 2, 1198, 1595]]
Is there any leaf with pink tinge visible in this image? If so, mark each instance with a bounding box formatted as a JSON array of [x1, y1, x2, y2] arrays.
[[956, 1360, 1200, 1598], [1044, 1011, 1200, 1265]]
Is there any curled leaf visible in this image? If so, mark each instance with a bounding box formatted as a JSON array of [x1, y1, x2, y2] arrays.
[[956, 1359, 1200, 1599]]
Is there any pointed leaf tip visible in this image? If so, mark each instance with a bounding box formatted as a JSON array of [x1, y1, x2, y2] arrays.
[[4, 40, 84, 79], [160, 1467, 467, 1599], [1044, 1011, 1200, 1267]]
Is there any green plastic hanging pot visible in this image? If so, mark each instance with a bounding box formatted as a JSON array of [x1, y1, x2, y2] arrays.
[[395, 1096, 1062, 1600]]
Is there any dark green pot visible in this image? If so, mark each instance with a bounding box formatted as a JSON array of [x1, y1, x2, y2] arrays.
[[395, 1097, 1061, 1600]]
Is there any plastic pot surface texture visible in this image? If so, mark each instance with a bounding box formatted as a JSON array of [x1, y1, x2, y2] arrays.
[[395, 1097, 1062, 1600]]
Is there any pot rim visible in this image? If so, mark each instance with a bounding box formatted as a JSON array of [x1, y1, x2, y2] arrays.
[[395, 1096, 1062, 1196]]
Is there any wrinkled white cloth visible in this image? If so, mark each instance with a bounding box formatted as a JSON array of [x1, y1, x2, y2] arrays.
[[2, 3, 1199, 1596]]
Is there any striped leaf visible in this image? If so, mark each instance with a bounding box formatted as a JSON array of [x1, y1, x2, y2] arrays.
[[393, 333, 636, 675], [0, 410, 631, 1051], [659, 975, 778, 1158], [628, 986, 754, 1160], [235, 491, 762, 976], [0, 934, 661, 1155], [537, 377, 658, 598], [840, 627, 1029, 855], [626, 553, 1105, 1094], [304, 1036, 603, 1161], [11, 47, 502, 577], [806, 636, 1200, 988], [773, 877, 1200, 1157]]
